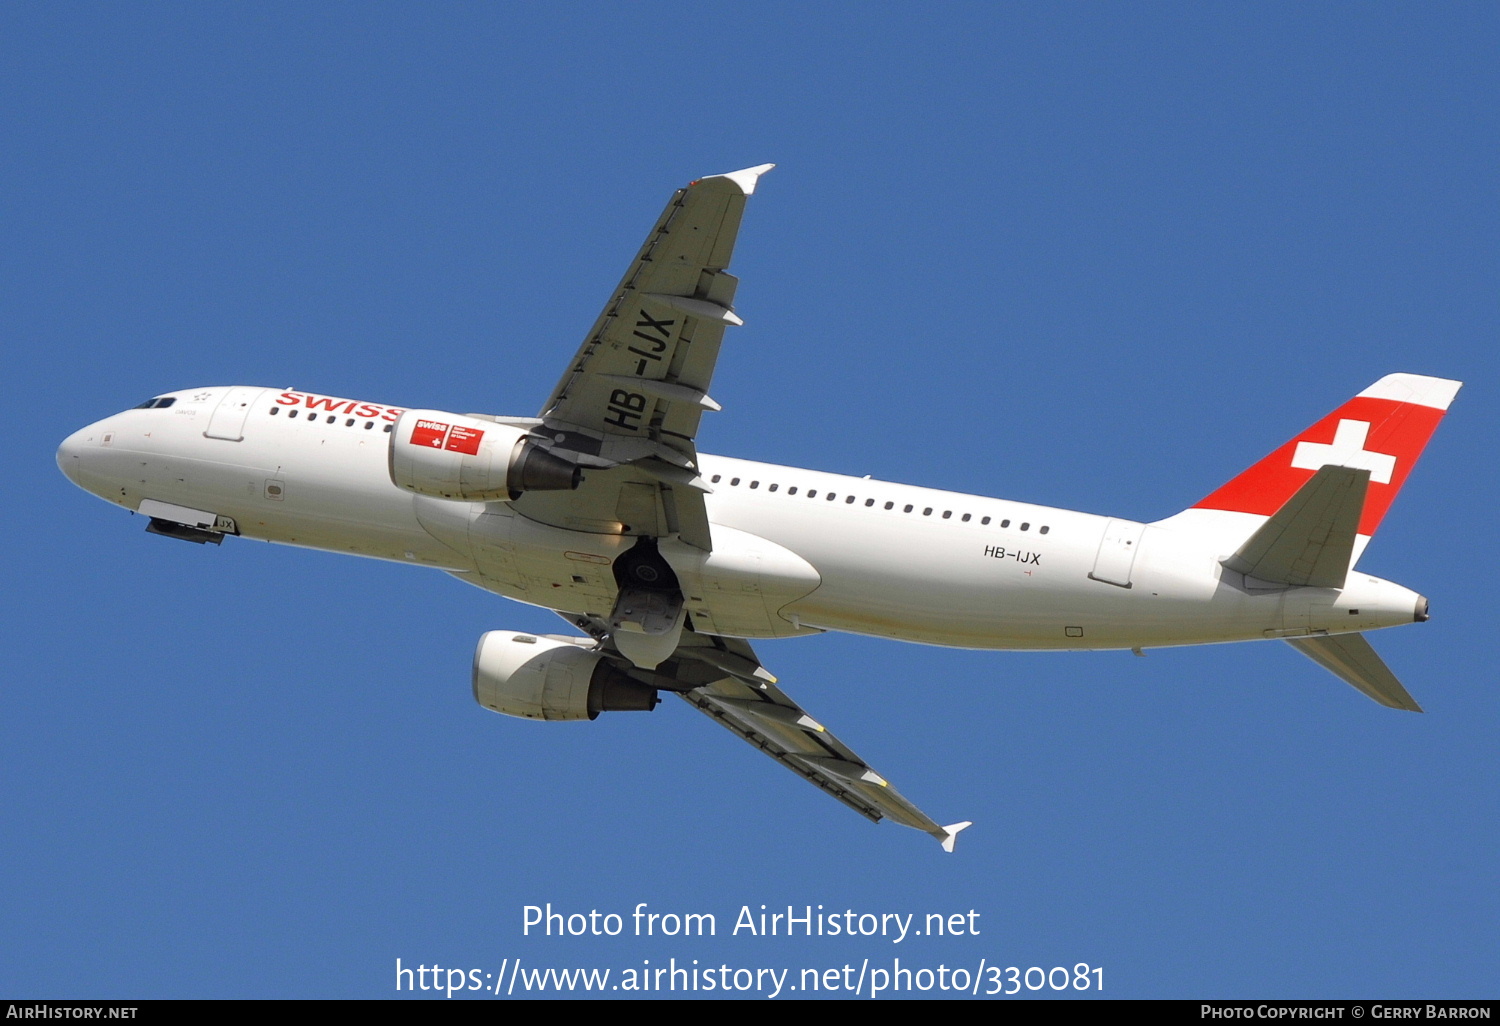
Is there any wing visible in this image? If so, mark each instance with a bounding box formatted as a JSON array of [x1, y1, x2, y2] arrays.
[[557, 612, 971, 851], [514, 165, 773, 551]]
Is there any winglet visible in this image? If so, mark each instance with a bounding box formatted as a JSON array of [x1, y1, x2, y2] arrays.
[[703, 163, 776, 196], [938, 821, 973, 853]]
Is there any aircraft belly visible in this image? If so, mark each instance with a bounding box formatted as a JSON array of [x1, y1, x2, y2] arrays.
[[238, 479, 463, 566], [410, 495, 826, 638], [721, 499, 1299, 650], [505, 513, 630, 615], [724, 502, 1092, 647], [661, 525, 821, 638], [136, 430, 464, 566], [1118, 527, 1313, 645]]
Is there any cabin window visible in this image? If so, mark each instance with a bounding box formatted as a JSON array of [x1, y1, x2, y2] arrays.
[[750, 481, 759, 489], [288, 409, 299, 419], [768, 483, 778, 492], [903, 504, 913, 513], [865, 498, 874, 507], [942, 510, 952, 519], [884, 501, 894, 510], [269, 407, 279, 416], [961, 513, 971, 522], [808, 490, 817, 499], [1000, 519, 1010, 528], [981, 516, 991, 525], [711, 475, 722, 483], [730, 477, 740, 486], [1020, 523, 1030, 531], [364, 421, 374, 430], [1039, 526, 1050, 535], [788, 487, 797, 495]]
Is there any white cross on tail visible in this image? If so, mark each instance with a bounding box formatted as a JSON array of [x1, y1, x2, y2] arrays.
[[1290, 419, 1396, 484]]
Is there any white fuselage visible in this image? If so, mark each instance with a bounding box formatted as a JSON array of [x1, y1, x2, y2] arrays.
[[57, 386, 1424, 652]]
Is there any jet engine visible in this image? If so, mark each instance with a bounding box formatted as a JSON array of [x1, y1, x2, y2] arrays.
[[388, 410, 581, 501], [472, 631, 659, 721]]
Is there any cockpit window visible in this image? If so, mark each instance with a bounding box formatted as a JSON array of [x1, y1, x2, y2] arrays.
[[133, 397, 176, 410]]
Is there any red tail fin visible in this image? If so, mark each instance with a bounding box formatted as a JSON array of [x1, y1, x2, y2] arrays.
[[1193, 374, 1461, 538]]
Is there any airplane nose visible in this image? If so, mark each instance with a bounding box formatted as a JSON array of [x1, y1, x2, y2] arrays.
[[57, 420, 116, 490], [57, 428, 87, 485]]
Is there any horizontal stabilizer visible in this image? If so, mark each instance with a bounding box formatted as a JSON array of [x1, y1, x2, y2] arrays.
[[1223, 465, 1369, 588], [1286, 633, 1423, 711]]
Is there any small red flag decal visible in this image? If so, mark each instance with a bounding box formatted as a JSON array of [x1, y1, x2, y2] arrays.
[[444, 425, 484, 455]]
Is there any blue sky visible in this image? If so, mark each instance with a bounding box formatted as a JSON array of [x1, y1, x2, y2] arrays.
[[5, 3, 1496, 999]]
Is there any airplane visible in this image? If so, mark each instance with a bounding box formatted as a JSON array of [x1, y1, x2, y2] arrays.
[[56, 164, 1461, 851]]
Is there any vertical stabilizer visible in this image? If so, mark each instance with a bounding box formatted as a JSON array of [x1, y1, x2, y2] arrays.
[[1155, 374, 1461, 563]]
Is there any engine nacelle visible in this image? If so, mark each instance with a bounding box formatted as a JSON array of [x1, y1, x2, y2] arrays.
[[388, 410, 582, 501], [472, 631, 659, 721]]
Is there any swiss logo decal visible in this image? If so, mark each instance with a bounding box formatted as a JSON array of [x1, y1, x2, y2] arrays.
[[407, 419, 483, 455], [410, 420, 450, 449]]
